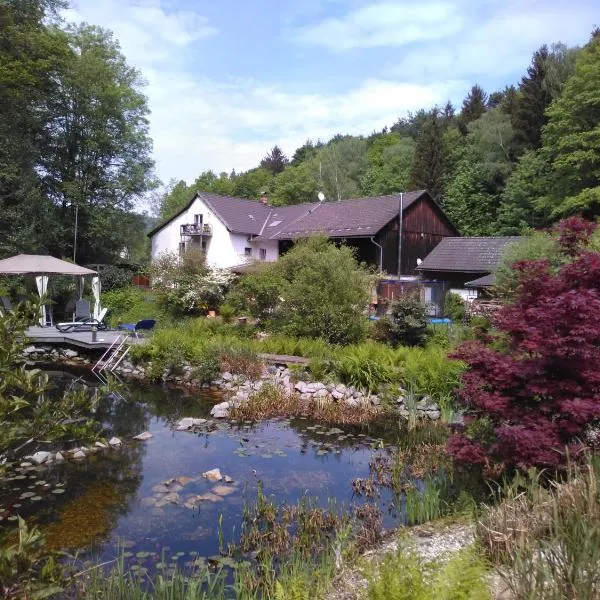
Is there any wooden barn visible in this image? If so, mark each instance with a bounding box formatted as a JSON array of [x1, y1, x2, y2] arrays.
[[254, 190, 458, 275]]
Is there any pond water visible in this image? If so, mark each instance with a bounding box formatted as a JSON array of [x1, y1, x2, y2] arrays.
[[0, 369, 449, 574]]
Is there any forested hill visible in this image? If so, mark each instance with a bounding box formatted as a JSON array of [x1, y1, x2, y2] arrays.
[[159, 29, 600, 237]]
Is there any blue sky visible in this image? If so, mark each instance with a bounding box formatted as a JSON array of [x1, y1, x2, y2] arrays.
[[64, 0, 598, 187]]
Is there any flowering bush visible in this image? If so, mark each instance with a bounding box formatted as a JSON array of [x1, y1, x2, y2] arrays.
[[449, 217, 600, 473], [151, 249, 234, 316]]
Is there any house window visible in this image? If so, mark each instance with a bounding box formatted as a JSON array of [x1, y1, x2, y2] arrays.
[[259, 248, 267, 260], [244, 247, 252, 256], [178, 242, 186, 255], [194, 214, 203, 226], [201, 241, 207, 250]]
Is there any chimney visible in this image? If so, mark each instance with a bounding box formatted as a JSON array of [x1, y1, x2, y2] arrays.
[[259, 191, 269, 205]]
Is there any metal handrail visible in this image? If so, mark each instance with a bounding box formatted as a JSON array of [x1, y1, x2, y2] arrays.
[[180, 223, 213, 236]]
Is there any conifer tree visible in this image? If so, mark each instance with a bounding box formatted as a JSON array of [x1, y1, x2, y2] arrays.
[[458, 85, 487, 133], [512, 46, 552, 150], [409, 112, 446, 201], [260, 145, 289, 175]]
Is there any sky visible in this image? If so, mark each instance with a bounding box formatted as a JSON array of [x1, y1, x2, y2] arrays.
[[63, 0, 598, 187]]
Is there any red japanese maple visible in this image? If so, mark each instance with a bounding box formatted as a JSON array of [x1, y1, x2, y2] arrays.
[[449, 218, 600, 472]]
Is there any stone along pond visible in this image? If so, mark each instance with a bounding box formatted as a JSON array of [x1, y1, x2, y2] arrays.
[[0, 369, 456, 576]]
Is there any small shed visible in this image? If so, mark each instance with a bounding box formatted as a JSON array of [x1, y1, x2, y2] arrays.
[[416, 237, 521, 301]]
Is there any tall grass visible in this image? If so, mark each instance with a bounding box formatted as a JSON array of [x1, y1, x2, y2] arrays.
[[405, 477, 449, 525], [477, 459, 600, 599], [365, 541, 490, 600]]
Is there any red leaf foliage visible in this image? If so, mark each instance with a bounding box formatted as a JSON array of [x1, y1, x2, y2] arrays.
[[449, 218, 600, 472]]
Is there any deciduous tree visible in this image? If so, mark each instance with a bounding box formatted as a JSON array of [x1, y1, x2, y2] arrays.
[[449, 218, 600, 472]]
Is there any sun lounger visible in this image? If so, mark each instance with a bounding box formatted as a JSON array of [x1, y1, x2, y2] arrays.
[[56, 308, 108, 333], [118, 318, 156, 338]]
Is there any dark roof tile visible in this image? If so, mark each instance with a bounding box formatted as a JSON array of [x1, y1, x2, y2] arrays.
[[417, 237, 521, 273], [255, 191, 427, 240]]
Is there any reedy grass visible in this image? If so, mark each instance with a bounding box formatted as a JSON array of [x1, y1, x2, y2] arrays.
[[229, 384, 383, 425], [477, 458, 600, 599]]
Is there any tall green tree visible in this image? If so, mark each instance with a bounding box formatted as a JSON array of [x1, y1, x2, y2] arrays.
[[360, 134, 414, 195], [444, 109, 517, 234], [458, 84, 487, 134], [537, 30, 600, 218], [41, 24, 155, 262], [270, 161, 319, 205], [409, 112, 446, 200], [512, 46, 552, 150], [232, 167, 272, 199], [260, 145, 288, 175], [0, 0, 67, 256], [317, 136, 368, 201]]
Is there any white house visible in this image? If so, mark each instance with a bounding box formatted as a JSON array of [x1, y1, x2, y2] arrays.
[[149, 193, 281, 269]]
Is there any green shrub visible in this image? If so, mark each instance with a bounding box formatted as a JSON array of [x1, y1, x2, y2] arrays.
[[397, 345, 464, 401], [444, 292, 466, 321], [191, 346, 221, 383], [332, 342, 399, 393], [387, 294, 430, 347], [102, 286, 158, 327], [218, 303, 236, 324], [99, 265, 135, 291], [228, 236, 373, 344], [366, 542, 490, 600]]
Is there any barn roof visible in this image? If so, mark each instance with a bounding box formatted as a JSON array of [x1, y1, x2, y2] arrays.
[[254, 191, 428, 240], [417, 237, 522, 273]]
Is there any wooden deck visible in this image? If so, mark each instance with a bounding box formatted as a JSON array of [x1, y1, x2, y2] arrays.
[[258, 353, 311, 366], [24, 328, 311, 364], [24, 326, 137, 350]]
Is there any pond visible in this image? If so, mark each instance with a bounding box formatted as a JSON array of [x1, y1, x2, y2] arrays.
[[0, 368, 455, 575]]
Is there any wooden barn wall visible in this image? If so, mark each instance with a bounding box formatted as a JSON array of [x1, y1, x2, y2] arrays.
[[400, 199, 456, 275], [376, 218, 400, 274]]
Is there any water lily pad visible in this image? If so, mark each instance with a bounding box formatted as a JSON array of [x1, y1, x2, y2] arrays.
[[19, 492, 35, 499], [260, 453, 273, 459], [123, 552, 134, 558], [156, 562, 167, 569], [52, 488, 65, 494], [136, 551, 150, 559], [12, 503, 22, 508], [30, 496, 42, 502], [7, 515, 18, 521]]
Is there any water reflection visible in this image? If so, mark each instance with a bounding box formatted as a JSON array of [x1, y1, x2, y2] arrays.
[[0, 369, 423, 572]]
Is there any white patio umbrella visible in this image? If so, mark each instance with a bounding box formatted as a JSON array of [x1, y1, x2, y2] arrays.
[[35, 275, 48, 326], [91, 276, 102, 320]]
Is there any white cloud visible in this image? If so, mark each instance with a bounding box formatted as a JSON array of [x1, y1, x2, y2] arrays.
[[62, 0, 462, 186], [63, 0, 217, 66], [290, 1, 465, 51], [147, 73, 462, 182], [390, 1, 596, 80]]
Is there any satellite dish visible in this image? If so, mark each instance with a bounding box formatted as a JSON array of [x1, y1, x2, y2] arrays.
[[317, 191, 325, 202]]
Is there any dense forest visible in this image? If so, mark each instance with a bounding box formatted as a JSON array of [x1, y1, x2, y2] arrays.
[[158, 30, 600, 238], [1, 0, 599, 267], [0, 0, 155, 264]]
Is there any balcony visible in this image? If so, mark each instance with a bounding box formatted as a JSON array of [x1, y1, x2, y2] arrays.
[[180, 223, 213, 237]]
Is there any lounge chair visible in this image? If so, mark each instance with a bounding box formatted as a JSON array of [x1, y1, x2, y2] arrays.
[[75, 299, 91, 321], [118, 319, 156, 338], [0, 296, 13, 314], [56, 308, 108, 333]]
